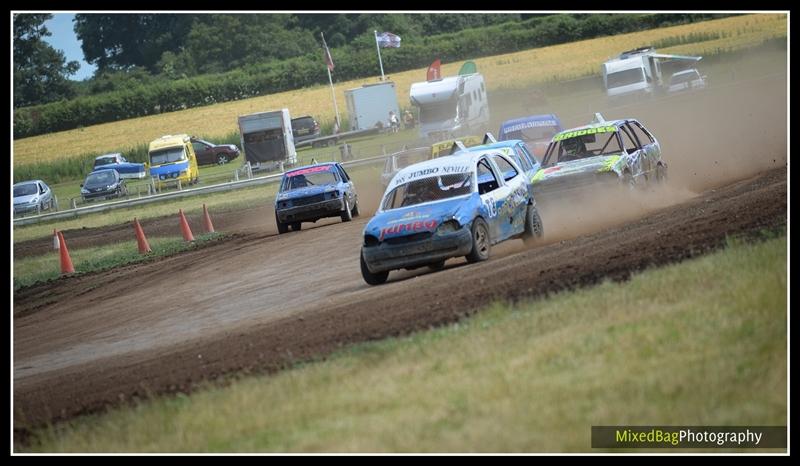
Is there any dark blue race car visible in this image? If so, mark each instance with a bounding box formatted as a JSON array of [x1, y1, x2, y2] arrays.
[[275, 162, 359, 234]]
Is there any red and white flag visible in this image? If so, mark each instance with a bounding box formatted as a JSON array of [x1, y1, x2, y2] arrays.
[[322, 33, 334, 72], [427, 58, 441, 81]]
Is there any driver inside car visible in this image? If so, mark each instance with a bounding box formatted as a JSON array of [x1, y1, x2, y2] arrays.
[[561, 137, 587, 161]]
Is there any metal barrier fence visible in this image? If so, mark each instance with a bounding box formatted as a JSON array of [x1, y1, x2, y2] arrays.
[[12, 151, 397, 227]]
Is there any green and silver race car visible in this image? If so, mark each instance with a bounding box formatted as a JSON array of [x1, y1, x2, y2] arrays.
[[533, 113, 667, 196]]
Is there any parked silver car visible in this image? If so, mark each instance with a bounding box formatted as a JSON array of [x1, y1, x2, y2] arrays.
[[667, 69, 707, 93], [13, 180, 57, 215]]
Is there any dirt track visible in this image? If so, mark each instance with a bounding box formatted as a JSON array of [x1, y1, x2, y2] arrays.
[[13, 47, 788, 430]]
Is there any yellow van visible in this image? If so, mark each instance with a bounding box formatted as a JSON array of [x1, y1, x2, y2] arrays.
[[148, 134, 199, 189]]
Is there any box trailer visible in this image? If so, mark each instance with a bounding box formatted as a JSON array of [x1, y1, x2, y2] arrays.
[[238, 109, 297, 172], [409, 73, 490, 141], [344, 82, 400, 131]]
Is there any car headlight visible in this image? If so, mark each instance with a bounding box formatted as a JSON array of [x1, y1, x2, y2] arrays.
[[81, 188, 89, 194], [29, 197, 39, 204], [107, 185, 115, 190], [159, 174, 166, 180], [436, 219, 461, 236]]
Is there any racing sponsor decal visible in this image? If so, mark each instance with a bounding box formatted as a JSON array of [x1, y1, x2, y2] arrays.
[[385, 211, 432, 225], [379, 219, 438, 240], [553, 125, 617, 142], [393, 164, 471, 186], [502, 120, 560, 135], [483, 195, 498, 218], [597, 155, 622, 173], [287, 165, 333, 177]]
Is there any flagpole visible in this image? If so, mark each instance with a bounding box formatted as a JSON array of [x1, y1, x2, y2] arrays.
[[374, 30, 385, 81], [322, 32, 340, 128]]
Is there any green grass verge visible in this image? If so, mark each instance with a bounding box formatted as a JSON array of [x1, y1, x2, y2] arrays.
[[18, 234, 787, 452], [13, 233, 225, 290]]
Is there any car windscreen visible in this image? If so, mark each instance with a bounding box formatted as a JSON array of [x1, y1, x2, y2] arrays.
[[381, 173, 472, 211], [507, 126, 560, 143], [419, 99, 457, 124], [543, 131, 622, 166], [14, 184, 38, 197], [607, 68, 645, 88], [94, 156, 116, 167], [281, 167, 338, 191], [150, 147, 186, 165], [292, 117, 315, 129], [85, 171, 117, 186]]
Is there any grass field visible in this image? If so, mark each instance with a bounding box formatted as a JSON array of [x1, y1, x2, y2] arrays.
[[12, 14, 786, 167], [13, 233, 224, 290], [18, 234, 787, 453]]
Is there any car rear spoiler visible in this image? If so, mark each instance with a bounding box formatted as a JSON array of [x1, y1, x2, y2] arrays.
[[483, 132, 497, 144], [591, 113, 606, 124], [449, 141, 468, 155]]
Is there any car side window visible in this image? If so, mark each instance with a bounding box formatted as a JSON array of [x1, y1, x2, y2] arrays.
[[513, 146, 532, 171], [491, 154, 519, 182], [629, 121, 655, 145], [38, 183, 45, 194], [338, 165, 351, 182], [618, 126, 640, 154], [477, 158, 500, 194]]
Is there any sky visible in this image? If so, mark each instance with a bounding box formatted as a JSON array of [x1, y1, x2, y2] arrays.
[[42, 13, 96, 81]]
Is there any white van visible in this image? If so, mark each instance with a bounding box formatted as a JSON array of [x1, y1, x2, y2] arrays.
[[409, 73, 490, 141]]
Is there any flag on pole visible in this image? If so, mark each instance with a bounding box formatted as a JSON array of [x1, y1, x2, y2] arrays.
[[322, 34, 335, 71], [376, 32, 402, 48], [427, 58, 441, 81]]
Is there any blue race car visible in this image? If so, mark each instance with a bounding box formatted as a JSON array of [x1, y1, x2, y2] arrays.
[[360, 150, 543, 285], [91, 153, 146, 180], [498, 114, 562, 161], [275, 162, 359, 234]]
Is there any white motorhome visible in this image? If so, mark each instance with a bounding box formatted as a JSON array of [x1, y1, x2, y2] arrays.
[[345, 81, 400, 131], [409, 73, 490, 141], [238, 109, 297, 172], [601, 47, 702, 99]]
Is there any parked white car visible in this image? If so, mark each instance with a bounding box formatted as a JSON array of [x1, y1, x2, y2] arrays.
[[13, 180, 57, 216], [667, 69, 707, 93]]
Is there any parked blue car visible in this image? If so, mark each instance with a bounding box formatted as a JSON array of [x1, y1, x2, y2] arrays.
[[92, 153, 146, 180], [360, 150, 543, 285], [275, 162, 359, 234], [498, 114, 563, 161]]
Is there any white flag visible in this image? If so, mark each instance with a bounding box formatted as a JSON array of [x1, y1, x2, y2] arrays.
[[377, 32, 401, 48]]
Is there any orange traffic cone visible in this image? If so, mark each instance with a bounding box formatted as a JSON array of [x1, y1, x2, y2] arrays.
[[53, 229, 60, 251], [202, 204, 215, 233], [179, 209, 195, 242], [133, 217, 151, 254], [57, 231, 75, 274]]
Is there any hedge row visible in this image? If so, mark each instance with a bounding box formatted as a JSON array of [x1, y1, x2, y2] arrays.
[[14, 14, 725, 139]]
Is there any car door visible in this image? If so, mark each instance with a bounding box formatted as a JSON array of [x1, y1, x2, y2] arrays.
[[627, 121, 661, 179], [489, 153, 529, 239], [37, 181, 50, 207], [618, 124, 647, 180], [476, 156, 512, 243], [337, 164, 357, 206]]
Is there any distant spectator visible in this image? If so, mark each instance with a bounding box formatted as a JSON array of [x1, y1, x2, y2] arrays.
[[403, 110, 415, 129], [389, 111, 400, 133]]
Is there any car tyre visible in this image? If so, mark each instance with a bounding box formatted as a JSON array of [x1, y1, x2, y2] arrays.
[[341, 198, 353, 222], [655, 163, 668, 184], [276, 213, 289, 234], [352, 200, 360, 217], [290, 222, 302, 231], [428, 260, 446, 271], [522, 204, 544, 244], [216, 154, 228, 165], [465, 217, 491, 263], [361, 250, 389, 285]]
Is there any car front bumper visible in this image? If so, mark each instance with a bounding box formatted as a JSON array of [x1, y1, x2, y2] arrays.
[[277, 197, 345, 223], [362, 227, 473, 273], [13, 203, 41, 214]]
